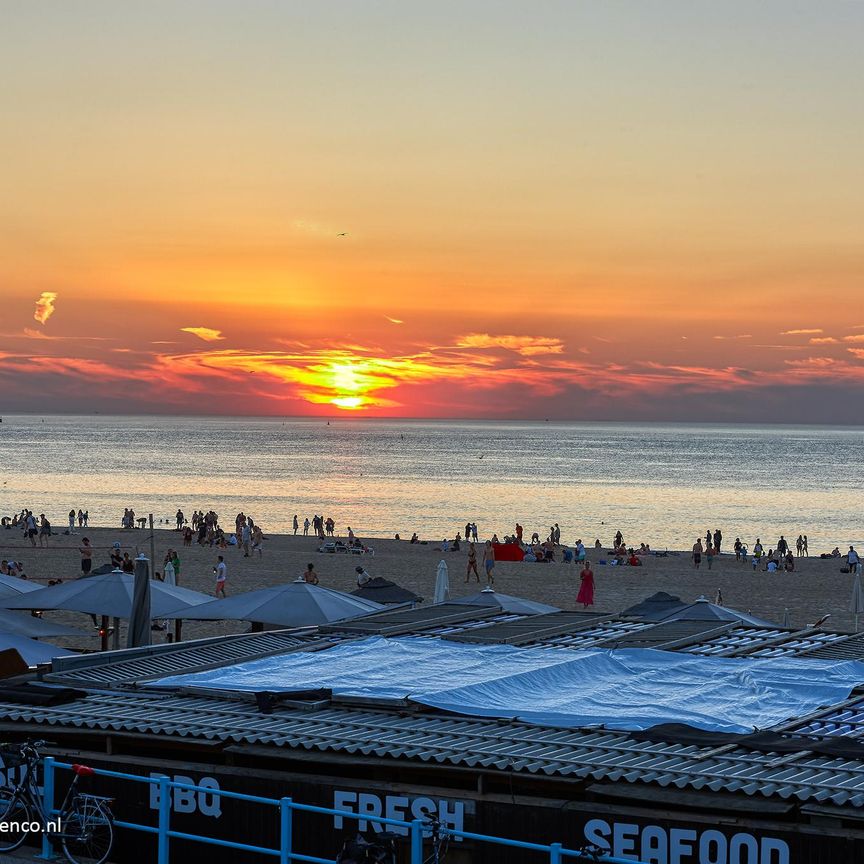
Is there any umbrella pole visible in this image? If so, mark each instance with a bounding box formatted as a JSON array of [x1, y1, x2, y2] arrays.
[[112, 617, 120, 650], [100, 615, 109, 651], [175, 618, 182, 643]]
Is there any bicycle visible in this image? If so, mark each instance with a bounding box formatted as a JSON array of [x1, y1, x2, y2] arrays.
[[0, 740, 114, 864], [421, 814, 449, 864]]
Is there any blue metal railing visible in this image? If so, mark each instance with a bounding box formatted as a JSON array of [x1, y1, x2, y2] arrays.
[[39, 757, 643, 863]]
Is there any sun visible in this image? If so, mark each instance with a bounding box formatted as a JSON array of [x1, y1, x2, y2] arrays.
[[331, 396, 365, 409]]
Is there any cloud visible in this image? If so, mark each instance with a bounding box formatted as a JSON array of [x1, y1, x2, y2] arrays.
[[180, 327, 225, 342], [18, 328, 112, 342], [384, 316, 404, 325], [843, 334, 864, 343], [849, 348, 864, 359], [33, 292, 57, 325], [456, 334, 565, 356], [712, 334, 752, 341], [810, 337, 838, 345], [784, 357, 837, 368], [781, 328, 823, 335]]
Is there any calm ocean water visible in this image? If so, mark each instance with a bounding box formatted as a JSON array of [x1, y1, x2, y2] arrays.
[[0, 415, 862, 550]]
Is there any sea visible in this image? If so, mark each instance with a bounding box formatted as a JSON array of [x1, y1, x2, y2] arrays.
[[0, 415, 862, 551]]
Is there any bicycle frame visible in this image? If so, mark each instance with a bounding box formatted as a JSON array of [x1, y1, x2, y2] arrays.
[[1, 745, 108, 845]]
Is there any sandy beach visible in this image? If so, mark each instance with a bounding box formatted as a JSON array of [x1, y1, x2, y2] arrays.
[[0, 526, 859, 653]]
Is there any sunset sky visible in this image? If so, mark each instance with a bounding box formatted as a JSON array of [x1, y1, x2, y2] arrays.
[[2, 1, 863, 421]]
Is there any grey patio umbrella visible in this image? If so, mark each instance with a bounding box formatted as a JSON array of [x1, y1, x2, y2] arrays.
[[0, 607, 88, 640], [161, 578, 385, 628], [449, 587, 560, 615], [0, 633, 76, 666], [351, 577, 422, 605], [0, 573, 41, 601], [622, 591, 686, 620], [654, 595, 776, 627], [1, 571, 212, 618]]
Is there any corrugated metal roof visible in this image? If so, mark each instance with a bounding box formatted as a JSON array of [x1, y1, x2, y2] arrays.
[[45, 630, 327, 686], [318, 603, 505, 635], [445, 612, 611, 645], [680, 626, 849, 658], [3, 691, 864, 809]]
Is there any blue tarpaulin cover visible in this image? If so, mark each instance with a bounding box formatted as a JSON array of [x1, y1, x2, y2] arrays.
[[151, 637, 864, 733]]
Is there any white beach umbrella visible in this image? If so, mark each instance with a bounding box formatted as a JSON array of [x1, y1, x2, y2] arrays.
[[850, 572, 864, 632], [0, 633, 76, 666], [0, 607, 87, 640], [783, 608, 791, 628], [434, 560, 450, 605], [0, 573, 41, 601], [161, 579, 384, 627], [2, 571, 212, 618]]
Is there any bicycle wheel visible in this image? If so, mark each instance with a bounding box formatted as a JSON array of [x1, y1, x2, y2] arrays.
[[0, 788, 31, 851], [60, 797, 114, 864]]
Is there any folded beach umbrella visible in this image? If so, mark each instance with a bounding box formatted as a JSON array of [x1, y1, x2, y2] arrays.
[[433, 560, 451, 605], [450, 587, 560, 615], [161, 579, 385, 627], [654, 595, 776, 627], [0, 573, 42, 601], [0, 607, 88, 639], [850, 572, 864, 632], [0, 633, 76, 666], [1, 571, 213, 618], [351, 577, 423, 605], [622, 591, 686, 620]]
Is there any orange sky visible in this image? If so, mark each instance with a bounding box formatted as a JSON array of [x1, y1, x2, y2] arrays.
[[2, 2, 863, 420]]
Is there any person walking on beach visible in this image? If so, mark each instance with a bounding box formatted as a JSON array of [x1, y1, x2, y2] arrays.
[[79, 537, 93, 575], [251, 525, 263, 557], [25, 512, 37, 547], [303, 518, 310, 536], [214, 555, 227, 597], [803, 535, 809, 556], [77, 509, 85, 529], [848, 546, 860, 574], [471, 523, 478, 542], [241, 520, 251, 557], [466, 543, 480, 582], [577, 561, 595, 608], [293, 515, 299, 535], [796, 535, 804, 557], [68, 509, 76, 535], [175, 509, 184, 530], [482, 540, 495, 585], [713, 529, 722, 553], [692, 538, 703, 569], [38, 514, 51, 547]]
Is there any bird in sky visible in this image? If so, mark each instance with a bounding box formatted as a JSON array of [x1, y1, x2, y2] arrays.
[[337, 232, 348, 237]]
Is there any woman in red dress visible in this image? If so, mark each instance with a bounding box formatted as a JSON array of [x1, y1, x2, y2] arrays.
[[576, 561, 595, 608]]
